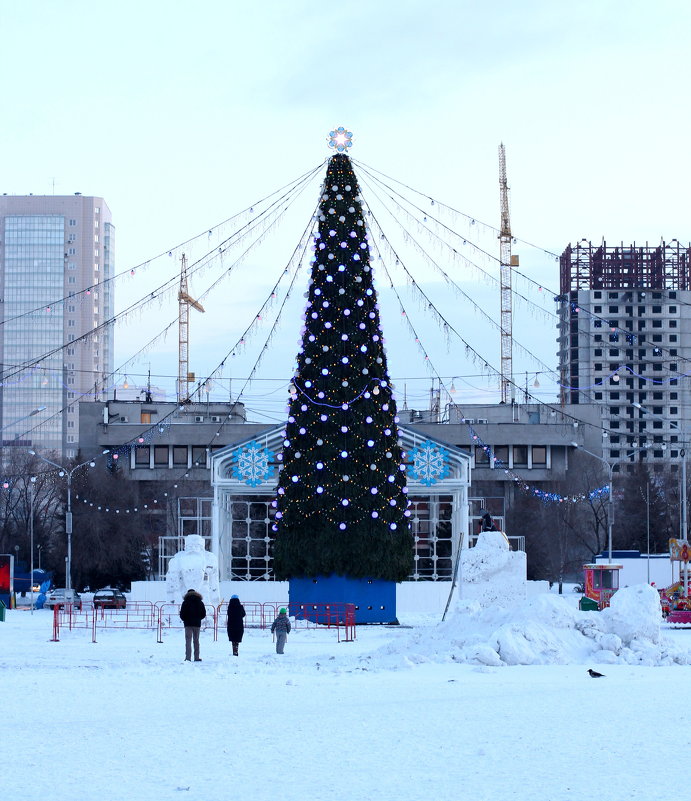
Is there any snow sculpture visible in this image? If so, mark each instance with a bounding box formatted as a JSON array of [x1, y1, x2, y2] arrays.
[[166, 534, 220, 605], [457, 530, 527, 609]]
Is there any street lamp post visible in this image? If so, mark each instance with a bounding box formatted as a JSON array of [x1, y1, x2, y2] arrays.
[[28, 451, 100, 592], [0, 406, 47, 433]]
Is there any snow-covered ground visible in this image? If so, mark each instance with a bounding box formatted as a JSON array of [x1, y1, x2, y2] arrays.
[[4, 588, 691, 801]]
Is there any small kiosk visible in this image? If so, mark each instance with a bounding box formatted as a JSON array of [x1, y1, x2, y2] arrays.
[[580, 563, 623, 611]]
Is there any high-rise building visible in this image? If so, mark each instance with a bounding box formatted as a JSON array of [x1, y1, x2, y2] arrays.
[[0, 194, 114, 458], [558, 239, 691, 467]]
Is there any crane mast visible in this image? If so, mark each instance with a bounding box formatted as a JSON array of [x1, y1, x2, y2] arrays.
[[177, 253, 205, 402], [498, 143, 516, 404]]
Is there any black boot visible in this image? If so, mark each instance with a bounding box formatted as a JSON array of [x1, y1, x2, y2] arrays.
[[232, 643, 238, 656]]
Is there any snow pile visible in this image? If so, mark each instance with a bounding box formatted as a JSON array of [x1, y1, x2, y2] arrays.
[[459, 530, 527, 609], [404, 582, 689, 667]]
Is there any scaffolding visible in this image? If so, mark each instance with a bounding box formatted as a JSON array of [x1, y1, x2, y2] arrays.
[[560, 240, 691, 292]]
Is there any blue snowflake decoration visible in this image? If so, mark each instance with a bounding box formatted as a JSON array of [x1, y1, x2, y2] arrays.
[[410, 440, 450, 486], [327, 126, 353, 152], [231, 441, 274, 487]]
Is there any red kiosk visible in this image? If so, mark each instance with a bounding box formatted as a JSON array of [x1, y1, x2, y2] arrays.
[[580, 563, 623, 611]]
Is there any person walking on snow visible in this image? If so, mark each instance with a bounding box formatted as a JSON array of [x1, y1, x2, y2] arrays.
[[226, 594, 246, 656], [271, 607, 291, 654], [179, 588, 206, 662]]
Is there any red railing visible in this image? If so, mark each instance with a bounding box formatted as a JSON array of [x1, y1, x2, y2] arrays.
[[51, 599, 356, 644]]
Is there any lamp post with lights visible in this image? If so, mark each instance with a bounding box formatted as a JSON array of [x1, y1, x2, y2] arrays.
[[27, 450, 109, 591]]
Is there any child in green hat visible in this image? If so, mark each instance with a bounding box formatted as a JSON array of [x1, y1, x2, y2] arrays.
[[270, 607, 291, 654]]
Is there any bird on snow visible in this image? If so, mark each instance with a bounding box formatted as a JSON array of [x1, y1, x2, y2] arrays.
[[588, 669, 605, 678]]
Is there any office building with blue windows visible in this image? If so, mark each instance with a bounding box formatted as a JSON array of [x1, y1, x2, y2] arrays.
[[0, 194, 114, 457]]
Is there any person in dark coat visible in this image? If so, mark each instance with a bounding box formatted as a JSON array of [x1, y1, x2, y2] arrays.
[[226, 594, 246, 656], [179, 588, 206, 662], [480, 511, 497, 532]]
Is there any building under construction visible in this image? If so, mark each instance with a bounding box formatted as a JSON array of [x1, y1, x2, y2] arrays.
[[557, 239, 691, 469]]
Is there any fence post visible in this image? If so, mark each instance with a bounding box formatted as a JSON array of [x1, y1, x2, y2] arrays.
[[51, 604, 60, 642]]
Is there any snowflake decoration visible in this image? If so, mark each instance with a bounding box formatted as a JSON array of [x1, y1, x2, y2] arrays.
[[327, 126, 353, 152], [410, 440, 450, 486], [231, 441, 274, 487]]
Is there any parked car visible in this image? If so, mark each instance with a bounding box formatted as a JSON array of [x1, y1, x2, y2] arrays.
[[93, 589, 127, 609], [44, 588, 82, 610]]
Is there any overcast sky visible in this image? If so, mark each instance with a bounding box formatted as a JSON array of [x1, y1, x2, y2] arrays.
[[2, 0, 689, 420]]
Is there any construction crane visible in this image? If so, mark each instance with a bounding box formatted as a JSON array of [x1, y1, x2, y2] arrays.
[[177, 253, 205, 402], [498, 143, 517, 405]]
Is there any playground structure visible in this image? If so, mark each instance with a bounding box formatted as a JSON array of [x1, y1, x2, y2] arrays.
[[658, 539, 691, 624]]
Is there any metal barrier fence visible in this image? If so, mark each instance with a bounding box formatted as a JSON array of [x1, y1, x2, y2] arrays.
[[51, 600, 356, 644]]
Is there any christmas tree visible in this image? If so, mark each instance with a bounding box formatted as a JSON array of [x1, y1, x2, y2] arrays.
[[272, 149, 413, 582]]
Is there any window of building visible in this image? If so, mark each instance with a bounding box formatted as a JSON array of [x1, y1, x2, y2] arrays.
[[67, 320, 75, 327], [669, 306, 677, 313], [493, 446, 509, 466], [68, 262, 76, 270], [609, 306, 618, 313], [652, 305, 662, 313], [69, 219, 77, 226], [135, 446, 150, 467], [532, 446, 547, 466], [670, 406, 678, 415], [594, 348, 602, 356], [594, 392, 602, 400], [68, 234, 76, 243], [670, 320, 677, 328], [608, 292, 618, 299], [512, 446, 528, 466], [192, 447, 208, 468], [474, 446, 490, 465], [594, 306, 602, 314], [670, 363, 677, 371], [611, 421, 620, 429], [652, 334, 662, 342], [609, 349, 619, 356], [671, 392, 678, 399], [594, 291, 602, 299], [68, 276, 76, 284], [610, 392, 620, 400], [94, 249, 99, 257], [594, 363, 602, 371], [173, 446, 188, 466], [68, 247, 76, 255], [154, 446, 169, 467], [652, 320, 662, 328]]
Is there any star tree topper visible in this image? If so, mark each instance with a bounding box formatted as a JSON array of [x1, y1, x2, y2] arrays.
[[327, 126, 353, 152]]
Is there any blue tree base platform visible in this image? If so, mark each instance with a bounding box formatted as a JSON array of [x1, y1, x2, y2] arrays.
[[289, 575, 398, 624]]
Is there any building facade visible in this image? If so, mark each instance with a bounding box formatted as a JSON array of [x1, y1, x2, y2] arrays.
[[78, 398, 601, 581], [0, 194, 114, 457], [558, 240, 691, 469]]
